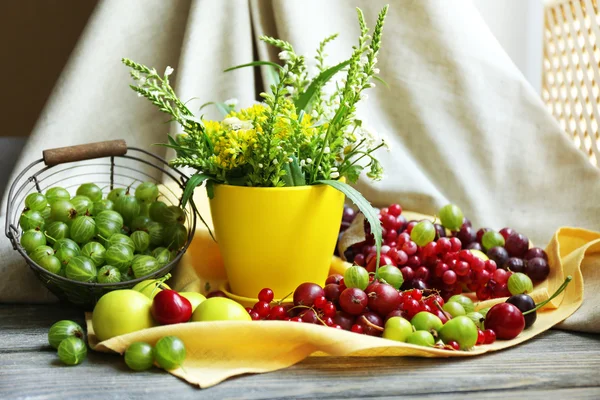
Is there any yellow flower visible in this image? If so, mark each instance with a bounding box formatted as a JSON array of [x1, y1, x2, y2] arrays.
[[210, 127, 257, 170]]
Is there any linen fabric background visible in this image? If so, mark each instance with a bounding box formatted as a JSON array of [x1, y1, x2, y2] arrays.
[[1, 0, 598, 332]]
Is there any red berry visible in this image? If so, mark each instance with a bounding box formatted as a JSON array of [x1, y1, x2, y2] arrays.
[[484, 329, 497, 344], [324, 283, 342, 303], [499, 227, 515, 241], [411, 289, 423, 301], [388, 204, 402, 216], [339, 287, 368, 315], [471, 257, 485, 272], [435, 262, 450, 277], [250, 311, 260, 320], [245, 307, 252, 314], [485, 260, 497, 273], [396, 250, 408, 265], [402, 241, 418, 256], [351, 324, 364, 334], [313, 296, 327, 309], [476, 285, 492, 300], [334, 324, 343, 329], [407, 255, 421, 268], [397, 232, 411, 246], [300, 309, 318, 324], [290, 316, 302, 322], [258, 288, 274, 303], [367, 283, 401, 316], [448, 340, 460, 350], [325, 274, 344, 285], [450, 237, 462, 252], [400, 266, 415, 281], [415, 266, 430, 281], [322, 302, 337, 318], [442, 270, 457, 285], [253, 301, 271, 318], [354, 253, 365, 266], [437, 237, 452, 253], [379, 207, 389, 216], [477, 329, 485, 345], [322, 316, 334, 326], [269, 305, 287, 320]]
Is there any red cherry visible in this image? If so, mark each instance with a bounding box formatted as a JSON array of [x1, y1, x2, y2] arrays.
[[484, 303, 525, 340], [151, 290, 193, 325]]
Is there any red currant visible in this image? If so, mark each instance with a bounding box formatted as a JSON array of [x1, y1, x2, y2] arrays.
[[447, 340, 460, 350], [477, 329, 485, 345], [483, 329, 497, 344], [258, 288, 274, 303], [313, 296, 327, 309], [253, 301, 271, 318], [388, 204, 402, 216], [322, 302, 337, 318], [250, 311, 260, 320], [269, 305, 287, 320], [351, 324, 364, 334]]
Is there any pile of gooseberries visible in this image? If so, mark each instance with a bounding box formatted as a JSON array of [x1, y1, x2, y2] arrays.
[[19, 181, 189, 283], [48, 320, 87, 365]]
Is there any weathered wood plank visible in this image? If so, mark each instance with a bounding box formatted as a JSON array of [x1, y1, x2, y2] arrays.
[[1, 305, 599, 400]]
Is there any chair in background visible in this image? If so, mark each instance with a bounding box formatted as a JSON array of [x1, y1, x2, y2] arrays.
[[543, 0, 600, 166]]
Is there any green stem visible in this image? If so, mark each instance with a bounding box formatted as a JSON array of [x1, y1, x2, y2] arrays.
[[523, 276, 572, 315]]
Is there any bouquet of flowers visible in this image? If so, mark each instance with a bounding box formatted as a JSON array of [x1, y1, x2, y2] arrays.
[[123, 5, 390, 270]]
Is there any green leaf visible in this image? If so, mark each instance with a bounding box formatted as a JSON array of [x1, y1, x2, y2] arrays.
[[281, 156, 306, 186], [344, 165, 362, 184], [182, 173, 211, 207], [373, 75, 390, 89], [294, 60, 350, 111], [181, 173, 216, 242], [206, 180, 215, 199], [224, 61, 283, 73], [199, 101, 216, 112], [317, 179, 382, 276], [167, 135, 178, 146]]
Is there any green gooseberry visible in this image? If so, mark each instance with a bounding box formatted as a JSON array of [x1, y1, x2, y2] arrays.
[[57, 336, 87, 366], [124, 342, 155, 371], [48, 320, 84, 349]]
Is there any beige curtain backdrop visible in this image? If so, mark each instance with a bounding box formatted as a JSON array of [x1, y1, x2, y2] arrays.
[[1, 0, 598, 332]]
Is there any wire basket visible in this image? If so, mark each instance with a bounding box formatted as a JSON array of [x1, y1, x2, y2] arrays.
[[5, 139, 197, 309]]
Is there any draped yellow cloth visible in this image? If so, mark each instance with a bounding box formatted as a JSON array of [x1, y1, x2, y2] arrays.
[[86, 209, 596, 388]]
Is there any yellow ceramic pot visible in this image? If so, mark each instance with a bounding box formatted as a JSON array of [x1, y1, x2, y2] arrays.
[[209, 183, 345, 299]]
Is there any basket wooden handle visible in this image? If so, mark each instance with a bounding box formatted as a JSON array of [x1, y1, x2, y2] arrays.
[[43, 140, 128, 166]]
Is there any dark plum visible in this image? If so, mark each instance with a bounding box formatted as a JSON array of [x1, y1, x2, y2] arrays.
[[465, 242, 483, 251], [525, 257, 550, 282], [434, 224, 446, 239], [499, 227, 515, 241], [505, 232, 529, 258], [357, 312, 384, 336], [456, 225, 476, 246], [524, 247, 548, 262], [333, 311, 355, 331], [504, 257, 525, 273], [342, 206, 356, 223], [487, 246, 510, 268]]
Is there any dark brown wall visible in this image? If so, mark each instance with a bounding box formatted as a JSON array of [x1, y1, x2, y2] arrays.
[[0, 0, 98, 137]]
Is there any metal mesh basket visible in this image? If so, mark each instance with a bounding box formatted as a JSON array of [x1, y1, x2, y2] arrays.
[[5, 139, 197, 309]]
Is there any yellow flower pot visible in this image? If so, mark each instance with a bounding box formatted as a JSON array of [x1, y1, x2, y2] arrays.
[[209, 183, 345, 299]]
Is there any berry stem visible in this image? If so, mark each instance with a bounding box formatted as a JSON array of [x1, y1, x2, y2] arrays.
[[523, 275, 572, 315], [359, 315, 384, 332]]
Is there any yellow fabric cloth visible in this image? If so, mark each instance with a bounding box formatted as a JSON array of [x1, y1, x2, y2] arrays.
[[86, 204, 597, 388]]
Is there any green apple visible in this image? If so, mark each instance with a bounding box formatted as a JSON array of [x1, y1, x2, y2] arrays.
[[406, 330, 435, 347], [443, 301, 466, 318], [92, 290, 155, 342], [191, 297, 251, 322], [179, 292, 206, 313], [132, 279, 171, 299], [439, 316, 478, 350], [448, 294, 475, 313], [382, 317, 413, 342], [411, 311, 443, 333]]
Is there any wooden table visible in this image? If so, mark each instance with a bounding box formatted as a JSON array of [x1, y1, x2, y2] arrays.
[[1, 304, 599, 399]]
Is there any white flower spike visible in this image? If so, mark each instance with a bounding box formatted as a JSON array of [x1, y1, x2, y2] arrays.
[[164, 66, 174, 76]]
